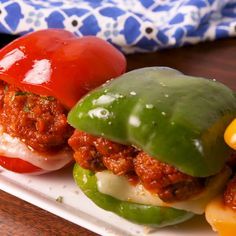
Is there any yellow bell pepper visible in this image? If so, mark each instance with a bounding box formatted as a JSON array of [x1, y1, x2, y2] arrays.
[[224, 119, 236, 150], [205, 196, 236, 236], [206, 121, 236, 235]]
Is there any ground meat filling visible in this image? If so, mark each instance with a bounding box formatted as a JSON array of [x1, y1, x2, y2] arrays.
[[69, 130, 205, 203], [223, 152, 236, 210], [134, 152, 204, 202], [224, 175, 236, 210], [0, 81, 73, 153]]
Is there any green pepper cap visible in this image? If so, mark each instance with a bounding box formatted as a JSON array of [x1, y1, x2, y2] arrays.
[[68, 67, 236, 177], [73, 163, 194, 227]]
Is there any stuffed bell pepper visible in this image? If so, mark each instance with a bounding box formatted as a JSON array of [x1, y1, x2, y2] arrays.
[[68, 67, 235, 227], [0, 29, 126, 174], [206, 119, 236, 236]]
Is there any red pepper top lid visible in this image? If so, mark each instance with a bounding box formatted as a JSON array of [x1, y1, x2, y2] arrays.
[[0, 29, 126, 108]]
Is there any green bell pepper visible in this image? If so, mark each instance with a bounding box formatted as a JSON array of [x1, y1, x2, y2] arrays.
[[68, 67, 236, 177], [73, 163, 194, 227]]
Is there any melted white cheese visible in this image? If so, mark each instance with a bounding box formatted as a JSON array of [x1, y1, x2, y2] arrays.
[[96, 167, 231, 214], [0, 129, 73, 171]]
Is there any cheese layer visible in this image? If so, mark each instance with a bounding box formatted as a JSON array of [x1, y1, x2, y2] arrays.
[[96, 167, 231, 214], [0, 128, 73, 171]]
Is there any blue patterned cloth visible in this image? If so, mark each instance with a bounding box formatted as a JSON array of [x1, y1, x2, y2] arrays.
[[0, 0, 236, 53]]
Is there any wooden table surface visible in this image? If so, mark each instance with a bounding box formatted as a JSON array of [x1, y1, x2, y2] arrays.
[[0, 34, 236, 236]]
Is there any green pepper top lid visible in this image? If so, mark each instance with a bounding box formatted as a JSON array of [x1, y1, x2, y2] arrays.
[[68, 67, 236, 177]]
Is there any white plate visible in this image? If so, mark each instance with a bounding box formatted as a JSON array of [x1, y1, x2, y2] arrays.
[[0, 166, 216, 236]]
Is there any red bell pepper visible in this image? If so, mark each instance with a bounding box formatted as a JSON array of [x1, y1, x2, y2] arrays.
[[0, 156, 41, 173], [0, 29, 126, 174], [0, 29, 126, 108]]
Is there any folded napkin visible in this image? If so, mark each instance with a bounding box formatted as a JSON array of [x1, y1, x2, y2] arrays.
[[0, 0, 236, 53]]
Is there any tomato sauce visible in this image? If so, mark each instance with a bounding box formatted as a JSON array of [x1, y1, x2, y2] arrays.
[[69, 130, 205, 203], [224, 175, 236, 210], [0, 81, 73, 153]]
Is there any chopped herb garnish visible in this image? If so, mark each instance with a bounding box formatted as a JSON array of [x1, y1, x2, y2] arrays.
[[23, 104, 30, 113], [15, 91, 31, 96], [56, 196, 63, 203], [40, 96, 55, 101]]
